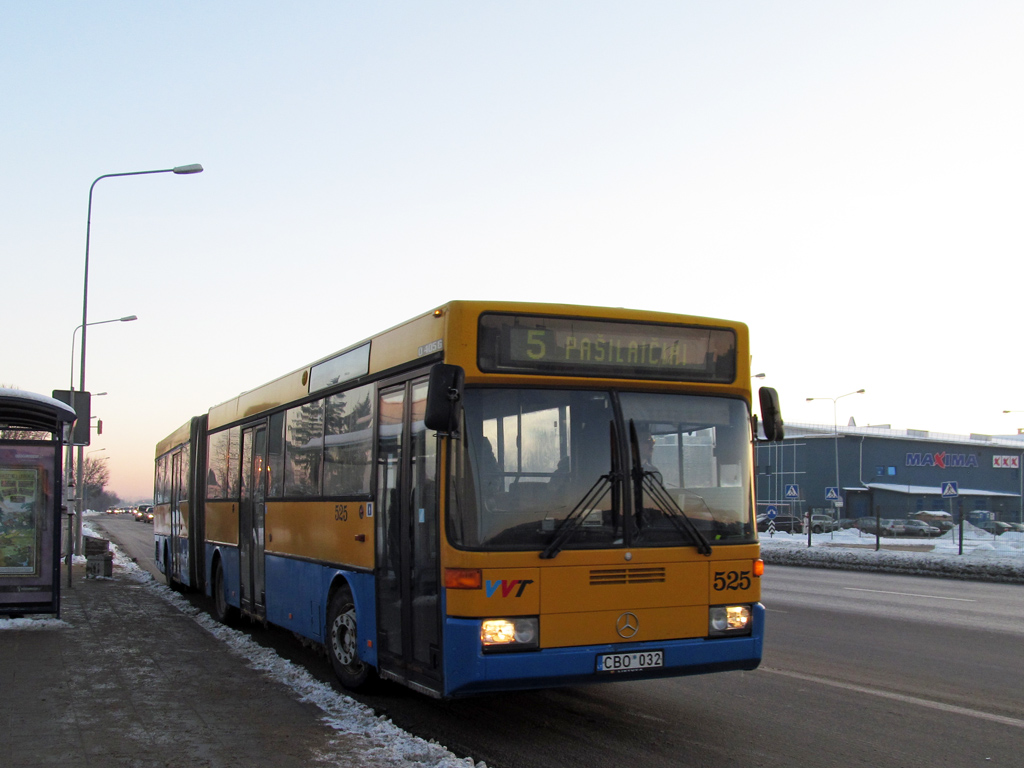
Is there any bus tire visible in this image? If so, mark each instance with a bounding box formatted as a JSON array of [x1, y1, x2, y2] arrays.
[[211, 559, 238, 626], [327, 586, 374, 691]]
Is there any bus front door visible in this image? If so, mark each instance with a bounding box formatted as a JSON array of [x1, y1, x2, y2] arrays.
[[376, 377, 442, 693], [239, 424, 267, 619]]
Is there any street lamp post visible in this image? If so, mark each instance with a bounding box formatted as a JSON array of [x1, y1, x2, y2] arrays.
[[806, 389, 866, 535], [64, 319, 134, 577], [66, 318, 136, 562], [75, 164, 202, 554]]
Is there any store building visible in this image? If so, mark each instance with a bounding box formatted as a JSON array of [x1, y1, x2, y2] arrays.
[[755, 423, 1024, 525]]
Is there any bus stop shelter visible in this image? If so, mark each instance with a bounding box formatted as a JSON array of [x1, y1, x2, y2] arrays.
[[0, 388, 76, 616]]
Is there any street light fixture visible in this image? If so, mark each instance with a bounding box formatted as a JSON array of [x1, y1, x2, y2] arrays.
[[71, 315, 137, 389], [75, 163, 203, 554], [805, 389, 866, 534]]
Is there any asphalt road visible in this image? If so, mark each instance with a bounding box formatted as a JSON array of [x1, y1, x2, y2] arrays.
[[93, 515, 1024, 768]]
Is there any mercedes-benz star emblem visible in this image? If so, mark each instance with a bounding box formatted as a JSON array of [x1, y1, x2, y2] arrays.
[[616, 612, 639, 639]]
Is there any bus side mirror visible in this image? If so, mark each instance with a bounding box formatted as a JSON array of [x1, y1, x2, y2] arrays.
[[424, 364, 465, 435], [758, 387, 784, 442]]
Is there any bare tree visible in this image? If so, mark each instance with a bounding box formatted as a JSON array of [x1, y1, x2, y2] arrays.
[[83, 456, 111, 492], [82, 456, 120, 511]]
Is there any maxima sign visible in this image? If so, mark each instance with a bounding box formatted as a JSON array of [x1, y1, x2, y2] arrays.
[[906, 453, 1022, 469], [905, 452, 979, 469]]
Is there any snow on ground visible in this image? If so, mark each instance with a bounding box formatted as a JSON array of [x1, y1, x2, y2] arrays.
[[0, 615, 70, 630], [760, 522, 1024, 582]]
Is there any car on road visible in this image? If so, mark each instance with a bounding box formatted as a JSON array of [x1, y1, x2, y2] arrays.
[[757, 515, 803, 534], [900, 519, 940, 537], [135, 504, 154, 523]]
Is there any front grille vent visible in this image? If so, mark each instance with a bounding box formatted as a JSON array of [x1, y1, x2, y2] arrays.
[[590, 566, 666, 586]]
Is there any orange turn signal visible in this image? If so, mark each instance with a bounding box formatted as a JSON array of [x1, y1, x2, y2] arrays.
[[753, 559, 765, 577], [444, 568, 482, 589]]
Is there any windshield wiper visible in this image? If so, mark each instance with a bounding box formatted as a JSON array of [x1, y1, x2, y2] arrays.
[[540, 422, 621, 559], [628, 420, 712, 556]]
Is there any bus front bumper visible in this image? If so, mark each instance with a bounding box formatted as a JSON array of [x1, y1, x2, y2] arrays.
[[442, 602, 764, 697]]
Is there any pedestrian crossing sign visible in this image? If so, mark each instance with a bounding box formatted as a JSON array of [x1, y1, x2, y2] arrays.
[[825, 487, 839, 501], [785, 484, 799, 499]]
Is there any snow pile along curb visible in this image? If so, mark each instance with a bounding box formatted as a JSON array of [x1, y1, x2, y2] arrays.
[[761, 542, 1024, 583], [89, 524, 487, 768]]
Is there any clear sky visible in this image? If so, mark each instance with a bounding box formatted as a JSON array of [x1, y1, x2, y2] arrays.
[[3, 1, 1022, 501]]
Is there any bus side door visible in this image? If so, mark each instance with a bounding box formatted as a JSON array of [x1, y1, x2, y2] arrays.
[[239, 423, 268, 619], [169, 451, 183, 582], [376, 376, 441, 691]]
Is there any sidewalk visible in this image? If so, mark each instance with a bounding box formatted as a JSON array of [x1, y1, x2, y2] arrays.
[[0, 552, 477, 768]]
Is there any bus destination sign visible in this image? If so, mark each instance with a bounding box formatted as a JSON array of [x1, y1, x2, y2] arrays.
[[478, 313, 736, 382]]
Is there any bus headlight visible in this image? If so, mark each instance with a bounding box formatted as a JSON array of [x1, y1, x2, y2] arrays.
[[708, 605, 752, 636], [481, 617, 539, 652]]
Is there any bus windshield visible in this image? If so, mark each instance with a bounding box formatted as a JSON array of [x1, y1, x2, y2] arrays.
[[447, 388, 755, 551]]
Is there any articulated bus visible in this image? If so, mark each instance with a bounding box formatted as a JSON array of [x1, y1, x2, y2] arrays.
[[154, 301, 783, 698]]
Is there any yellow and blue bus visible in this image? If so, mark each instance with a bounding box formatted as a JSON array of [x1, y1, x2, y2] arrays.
[[154, 301, 782, 698]]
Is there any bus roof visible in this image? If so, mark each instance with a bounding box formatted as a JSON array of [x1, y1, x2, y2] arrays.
[[155, 417, 195, 458], [201, 300, 750, 432]]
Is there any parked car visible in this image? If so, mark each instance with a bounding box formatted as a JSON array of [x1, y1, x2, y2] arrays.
[[757, 515, 803, 534], [901, 519, 940, 537], [855, 517, 884, 534], [930, 519, 955, 533], [978, 520, 1013, 536], [810, 514, 838, 534], [881, 519, 906, 536], [856, 518, 904, 536], [1006, 522, 1024, 533], [837, 518, 858, 529]]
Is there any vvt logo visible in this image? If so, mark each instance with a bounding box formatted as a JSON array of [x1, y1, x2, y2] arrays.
[[906, 452, 978, 469], [485, 579, 534, 598]]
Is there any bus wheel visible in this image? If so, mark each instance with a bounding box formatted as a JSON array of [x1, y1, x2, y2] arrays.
[[211, 559, 238, 626], [327, 586, 374, 691]]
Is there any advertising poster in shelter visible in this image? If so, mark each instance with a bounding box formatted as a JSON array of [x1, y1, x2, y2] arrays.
[[0, 466, 41, 576]]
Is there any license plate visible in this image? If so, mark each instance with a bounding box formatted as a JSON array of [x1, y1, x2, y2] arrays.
[[596, 650, 664, 673]]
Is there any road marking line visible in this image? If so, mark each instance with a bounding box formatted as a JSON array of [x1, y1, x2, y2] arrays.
[[843, 587, 976, 602], [762, 668, 1024, 729]]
